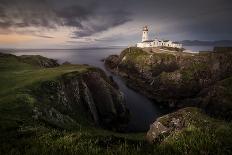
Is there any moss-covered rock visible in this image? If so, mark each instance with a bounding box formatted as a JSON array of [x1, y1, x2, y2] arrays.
[[198, 76, 232, 120], [105, 47, 232, 118], [147, 107, 232, 154]]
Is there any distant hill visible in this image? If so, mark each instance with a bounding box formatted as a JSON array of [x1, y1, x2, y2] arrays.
[[181, 40, 232, 46]]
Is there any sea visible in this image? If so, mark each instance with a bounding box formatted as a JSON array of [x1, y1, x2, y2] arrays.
[[2, 45, 214, 131]]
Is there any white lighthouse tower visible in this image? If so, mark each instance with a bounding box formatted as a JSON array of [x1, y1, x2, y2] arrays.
[[136, 26, 182, 49], [142, 25, 148, 42]]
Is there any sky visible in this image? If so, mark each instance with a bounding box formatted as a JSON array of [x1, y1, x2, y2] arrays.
[[0, 0, 232, 49]]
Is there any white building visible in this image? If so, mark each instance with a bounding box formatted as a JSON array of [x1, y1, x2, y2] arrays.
[[137, 26, 182, 49]]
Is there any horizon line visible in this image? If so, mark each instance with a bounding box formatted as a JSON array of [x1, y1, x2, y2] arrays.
[[0, 46, 128, 51]]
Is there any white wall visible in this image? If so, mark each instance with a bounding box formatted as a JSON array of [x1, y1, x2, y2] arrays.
[[142, 31, 148, 42], [137, 40, 182, 49]]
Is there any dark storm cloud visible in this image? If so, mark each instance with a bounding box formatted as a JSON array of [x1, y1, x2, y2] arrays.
[[128, 0, 232, 40], [0, 0, 231, 40], [0, 0, 59, 29], [55, 4, 96, 28], [0, 0, 131, 37], [73, 10, 131, 37]]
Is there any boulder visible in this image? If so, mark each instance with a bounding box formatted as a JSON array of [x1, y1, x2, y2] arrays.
[[146, 107, 196, 143]]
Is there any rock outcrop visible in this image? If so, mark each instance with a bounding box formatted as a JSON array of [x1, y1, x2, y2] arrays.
[[32, 68, 129, 131], [146, 107, 202, 143], [198, 76, 232, 120], [105, 47, 232, 119], [0, 52, 59, 68], [19, 55, 59, 67]]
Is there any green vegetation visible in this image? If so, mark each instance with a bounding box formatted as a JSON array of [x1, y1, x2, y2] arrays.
[[119, 47, 179, 75], [0, 53, 147, 154], [180, 61, 209, 82], [1, 52, 232, 154], [120, 47, 149, 68], [155, 108, 232, 155], [160, 46, 184, 52]]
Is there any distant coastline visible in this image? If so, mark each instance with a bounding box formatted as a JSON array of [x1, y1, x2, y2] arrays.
[[0, 46, 127, 51], [180, 40, 232, 46]]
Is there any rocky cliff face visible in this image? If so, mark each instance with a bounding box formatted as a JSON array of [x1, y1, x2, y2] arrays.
[[0, 52, 129, 131], [105, 47, 232, 119], [198, 76, 232, 120], [31, 68, 129, 131]]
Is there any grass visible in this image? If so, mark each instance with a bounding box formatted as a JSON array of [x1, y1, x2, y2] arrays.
[[0, 53, 148, 154], [0, 53, 232, 154], [120, 47, 178, 74], [3, 107, 229, 155], [154, 108, 232, 155], [0, 54, 90, 133]]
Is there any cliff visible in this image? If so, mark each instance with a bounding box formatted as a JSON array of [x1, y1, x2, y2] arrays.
[[105, 47, 232, 119], [0, 53, 139, 154], [30, 68, 129, 130], [0, 53, 129, 131]]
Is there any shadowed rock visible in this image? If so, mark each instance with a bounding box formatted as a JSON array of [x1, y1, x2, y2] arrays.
[[105, 47, 232, 119]]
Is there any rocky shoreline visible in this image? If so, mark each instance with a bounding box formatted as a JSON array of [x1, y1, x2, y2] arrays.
[[104, 47, 232, 120], [104, 47, 232, 146]]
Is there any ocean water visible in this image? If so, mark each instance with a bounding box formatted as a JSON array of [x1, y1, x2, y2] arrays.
[[183, 45, 214, 52], [7, 48, 163, 131]]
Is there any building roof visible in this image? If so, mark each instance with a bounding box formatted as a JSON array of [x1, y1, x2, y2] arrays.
[[143, 25, 148, 31], [173, 42, 180, 44]]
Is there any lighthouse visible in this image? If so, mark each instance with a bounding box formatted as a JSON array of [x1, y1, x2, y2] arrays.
[[142, 25, 148, 42], [137, 26, 182, 49]]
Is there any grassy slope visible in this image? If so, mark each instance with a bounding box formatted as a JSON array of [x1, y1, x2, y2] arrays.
[[0, 53, 232, 154], [0, 54, 148, 155], [0, 54, 89, 130]]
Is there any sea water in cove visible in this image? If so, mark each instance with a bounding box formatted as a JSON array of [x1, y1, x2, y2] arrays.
[[8, 48, 163, 131]]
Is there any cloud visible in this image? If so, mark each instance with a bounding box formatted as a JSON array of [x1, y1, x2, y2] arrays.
[[0, 0, 58, 28], [0, 0, 132, 38], [0, 0, 232, 48], [35, 35, 54, 39], [73, 10, 131, 38]]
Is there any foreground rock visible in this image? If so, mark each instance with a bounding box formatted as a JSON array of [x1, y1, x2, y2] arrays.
[[146, 107, 232, 146], [147, 107, 193, 143], [146, 107, 232, 154], [105, 47, 232, 119]]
